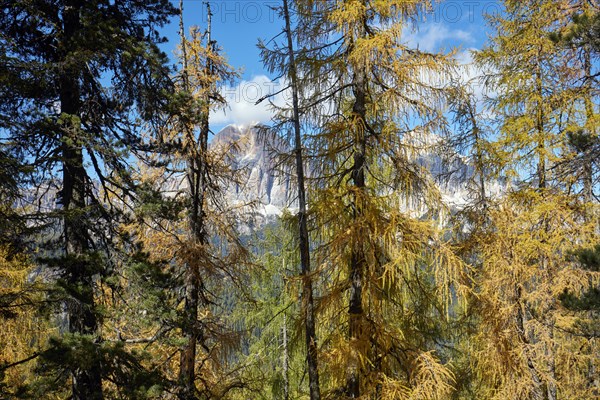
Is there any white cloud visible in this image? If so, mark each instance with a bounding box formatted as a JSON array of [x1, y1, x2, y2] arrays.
[[453, 48, 497, 119], [404, 23, 474, 52], [454, 48, 498, 100], [210, 75, 288, 126], [454, 49, 483, 96]]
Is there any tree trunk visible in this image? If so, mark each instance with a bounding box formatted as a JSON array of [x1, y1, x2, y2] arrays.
[[347, 20, 368, 397], [282, 1, 322, 398], [546, 319, 557, 400], [61, 1, 103, 399], [469, 109, 487, 203], [583, 45, 594, 202], [178, 3, 212, 398], [535, 59, 546, 189], [515, 287, 544, 400]]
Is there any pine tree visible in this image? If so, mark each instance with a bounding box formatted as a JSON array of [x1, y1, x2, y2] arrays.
[[552, 1, 599, 203], [560, 244, 600, 338], [0, 1, 176, 398]]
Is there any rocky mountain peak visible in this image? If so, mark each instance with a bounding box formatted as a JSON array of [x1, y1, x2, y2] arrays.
[[211, 124, 294, 216], [209, 123, 504, 219]]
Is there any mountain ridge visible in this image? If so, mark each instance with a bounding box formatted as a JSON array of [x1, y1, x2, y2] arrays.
[[211, 123, 504, 217]]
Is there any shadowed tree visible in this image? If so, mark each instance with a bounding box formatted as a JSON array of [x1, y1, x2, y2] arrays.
[[0, 1, 176, 398]]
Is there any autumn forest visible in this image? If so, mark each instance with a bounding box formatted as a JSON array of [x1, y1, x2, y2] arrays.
[[0, 0, 599, 399]]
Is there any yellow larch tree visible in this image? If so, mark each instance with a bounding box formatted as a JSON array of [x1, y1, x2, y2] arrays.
[[113, 3, 250, 398], [466, 0, 600, 398], [284, 0, 470, 397]]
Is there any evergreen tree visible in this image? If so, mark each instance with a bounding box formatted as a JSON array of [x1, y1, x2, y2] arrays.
[[552, 8, 600, 55], [551, 1, 599, 203], [560, 244, 600, 338], [0, 1, 176, 398]]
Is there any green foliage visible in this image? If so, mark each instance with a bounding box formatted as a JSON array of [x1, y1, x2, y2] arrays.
[[229, 220, 308, 399], [0, 0, 177, 398], [551, 11, 600, 54], [21, 335, 167, 400]]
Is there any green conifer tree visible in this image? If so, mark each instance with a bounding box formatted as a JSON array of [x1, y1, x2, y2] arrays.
[[0, 1, 176, 398]]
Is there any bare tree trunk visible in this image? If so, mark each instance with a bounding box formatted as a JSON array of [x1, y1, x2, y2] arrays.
[[535, 59, 546, 189], [61, 2, 103, 398], [534, 54, 558, 400], [546, 318, 557, 400], [282, 1, 321, 398], [468, 107, 487, 203], [583, 45, 594, 202], [177, 4, 196, 398], [515, 287, 544, 400]]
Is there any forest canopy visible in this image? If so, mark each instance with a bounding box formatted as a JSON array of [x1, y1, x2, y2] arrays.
[[0, 1, 598, 399]]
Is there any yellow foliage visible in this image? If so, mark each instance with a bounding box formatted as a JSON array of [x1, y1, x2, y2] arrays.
[[0, 247, 52, 393], [469, 190, 598, 398], [409, 351, 455, 400]]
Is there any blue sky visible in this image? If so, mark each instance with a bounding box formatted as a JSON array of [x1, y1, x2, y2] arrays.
[[160, 0, 501, 132]]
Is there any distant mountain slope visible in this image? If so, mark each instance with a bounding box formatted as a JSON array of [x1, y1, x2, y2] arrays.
[[211, 124, 295, 217], [20, 124, 504, 225], [211, 124, 504, 218]]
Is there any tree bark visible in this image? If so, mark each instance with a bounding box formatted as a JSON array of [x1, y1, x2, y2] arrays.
[[515, 287, 544, 400], [177, 2, 209, 399], [535, 58, 546, 190], [546, 318, 557, 400], [282, 1, 322, 398], [60, 1, 103, 399], [347, 14, 368, 397], [583, 45, 594, 202]]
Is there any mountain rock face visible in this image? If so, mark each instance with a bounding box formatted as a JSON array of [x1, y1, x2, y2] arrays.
[[402, 130, 504, 209], [20, 124, 503, 228], [210, 124, 295, 217], [211, 124, 503, 218]]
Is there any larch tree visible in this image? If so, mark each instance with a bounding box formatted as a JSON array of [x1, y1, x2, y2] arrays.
[[0, 1, 176, 398], [469, 0, 599, 398], [0, 146, 51, 397], [258, 0, 322, 397], [125, 2, 251, 398], [272, 0, 467, 397]]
